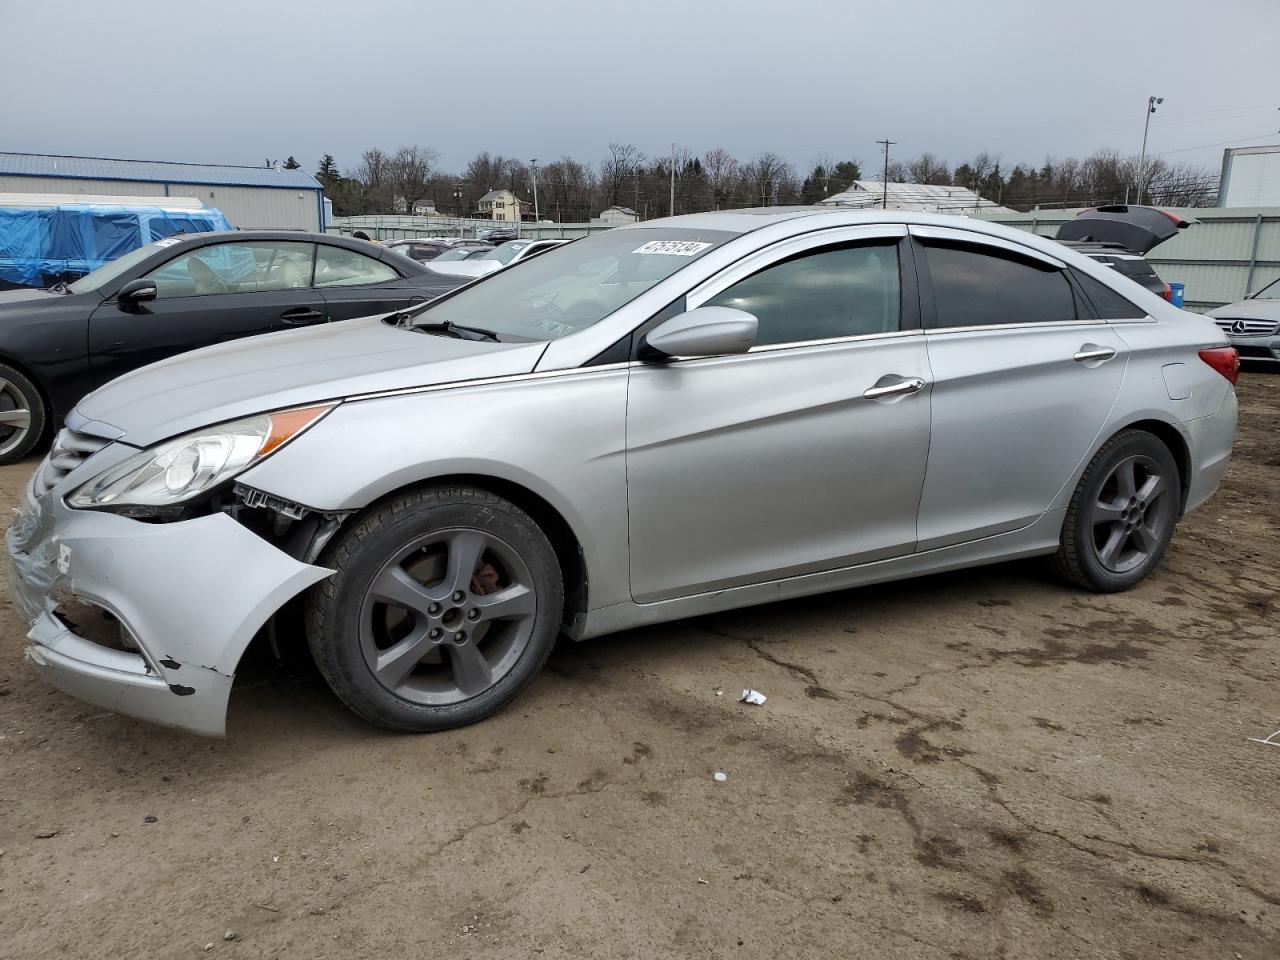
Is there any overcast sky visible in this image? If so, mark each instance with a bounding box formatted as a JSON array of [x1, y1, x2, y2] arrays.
[[3, 0, 1278, 179]]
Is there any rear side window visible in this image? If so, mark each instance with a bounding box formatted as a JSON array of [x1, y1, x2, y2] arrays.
[[923, 242, 1076, 328], [1073, 270, 1145, 319], [314, 246, 399, 286], [705, 241, 901, 346]]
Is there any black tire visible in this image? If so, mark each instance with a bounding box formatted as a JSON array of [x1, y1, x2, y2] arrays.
[[305, 485, 563, 732], [0, 362, 47, 465], [1051, 429, 1181, 592]]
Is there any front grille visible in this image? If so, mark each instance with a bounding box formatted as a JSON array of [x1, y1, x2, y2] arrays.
[[33, 427, 110, 496], [1237, 344, 1280, 360], [1214, 317, 1279, 337]]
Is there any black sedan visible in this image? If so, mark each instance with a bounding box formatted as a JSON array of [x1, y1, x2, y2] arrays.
[[0, 231, 466, 463]]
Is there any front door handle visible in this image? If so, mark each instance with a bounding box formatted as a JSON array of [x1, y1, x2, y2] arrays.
[[281, 307, 325, 325], [863, 375, 927, 401], [1073, 344, 1118, 364]]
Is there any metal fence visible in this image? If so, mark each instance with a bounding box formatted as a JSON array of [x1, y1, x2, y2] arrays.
[[327, 215, 615, 242], [974, 206, 1280, 312]]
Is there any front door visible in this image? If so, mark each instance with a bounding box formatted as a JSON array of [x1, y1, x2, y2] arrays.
[[909, 227, 1129, 550], [313, 243, 424, 321], [88, 239, 324, 387], [625, 231, 932, 603]]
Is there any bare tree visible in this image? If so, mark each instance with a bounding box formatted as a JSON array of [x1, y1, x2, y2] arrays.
[[907, 152, 951, 185], [741, 152, 793, 206], [703, 147, 738, 210], [600, 143, 644, 207], [387, 145, 438, 213]]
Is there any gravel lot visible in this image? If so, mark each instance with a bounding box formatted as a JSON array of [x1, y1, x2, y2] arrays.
[[1, 372, 1276, 960]]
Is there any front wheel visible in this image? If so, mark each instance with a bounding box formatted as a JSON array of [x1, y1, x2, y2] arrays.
[[0, 363, 47, 465], [306, 486, 563, 731], [1051, 429, 1180, 592]]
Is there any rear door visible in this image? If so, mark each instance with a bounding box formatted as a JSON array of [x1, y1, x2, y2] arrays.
[[910, 226, 1128, 550], [87, 239, 323, 387], [314, 242, 427, 320], [625, 227, 933, 602]]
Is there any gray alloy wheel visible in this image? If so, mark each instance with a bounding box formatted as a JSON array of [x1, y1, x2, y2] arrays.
[[1089, 454, 1175, 574], [0, 363, 47, 464], [1051, 429, 1180, 592], [306, 485, 563, 732], [359, 527, 537, 705]]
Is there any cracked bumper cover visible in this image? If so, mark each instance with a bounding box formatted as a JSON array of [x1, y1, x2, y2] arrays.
[[7, 481, 331, 736]]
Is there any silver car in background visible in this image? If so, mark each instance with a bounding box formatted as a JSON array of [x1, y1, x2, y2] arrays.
[[6, 209, 1238, 736], [1208, 276, 1280, 364]]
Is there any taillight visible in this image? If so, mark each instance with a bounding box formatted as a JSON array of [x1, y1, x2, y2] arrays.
[[1199, 346, 1240, 385], [1160, 283, 1173, 302]]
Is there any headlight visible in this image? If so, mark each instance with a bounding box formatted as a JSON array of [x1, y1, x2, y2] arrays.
[[68, 405, 334, 509]]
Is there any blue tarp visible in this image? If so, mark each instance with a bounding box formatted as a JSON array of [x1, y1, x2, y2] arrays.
[[0, 203, 234, 287]]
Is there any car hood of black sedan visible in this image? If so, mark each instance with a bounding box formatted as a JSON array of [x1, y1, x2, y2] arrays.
[[0, 286, 74, 309], [74, 315, 546, 447]]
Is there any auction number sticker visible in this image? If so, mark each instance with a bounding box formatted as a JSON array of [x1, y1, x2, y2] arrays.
[[633, 240, 713, 256]]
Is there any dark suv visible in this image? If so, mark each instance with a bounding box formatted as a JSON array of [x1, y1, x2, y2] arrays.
[[1055, 205, 1193, 302]]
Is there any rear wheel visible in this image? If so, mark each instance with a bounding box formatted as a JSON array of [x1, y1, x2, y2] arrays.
[[0, 363, 47, 465], [306, 486, 562, 731], [1051, 430, 1180, 592]]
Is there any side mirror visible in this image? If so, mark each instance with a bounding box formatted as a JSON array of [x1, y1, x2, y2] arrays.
[[640, 306, 758, 361], [117, 278, 158, 303]]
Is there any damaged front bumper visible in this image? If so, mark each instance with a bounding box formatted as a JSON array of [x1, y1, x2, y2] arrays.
[[7, 479, 331, 736]]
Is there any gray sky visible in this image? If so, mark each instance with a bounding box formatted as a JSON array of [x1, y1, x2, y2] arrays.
[[3, 0, 1279, 178]]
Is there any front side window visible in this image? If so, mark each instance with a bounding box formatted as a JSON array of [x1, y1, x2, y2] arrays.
[[415, 227, 734, 341], [145, 241, 314, 298], [314, 246, 399, 287], [923, 242, 1076, 328], [705, 242, 901, 346]]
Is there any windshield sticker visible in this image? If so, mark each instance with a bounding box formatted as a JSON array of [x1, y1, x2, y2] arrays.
[[153, 238, 182, 248], [633, 240, 713, 256]]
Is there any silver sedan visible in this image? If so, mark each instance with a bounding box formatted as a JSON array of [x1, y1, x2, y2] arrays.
[[7, 209, 1238, 735]]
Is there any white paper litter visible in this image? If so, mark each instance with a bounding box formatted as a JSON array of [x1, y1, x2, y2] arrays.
[[713, 771, 728, 782], [740, 689, 767, 705]]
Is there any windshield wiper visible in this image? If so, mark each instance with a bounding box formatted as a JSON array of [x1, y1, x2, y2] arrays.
[[411, 319, 501, 342], [45, 281, 70, 294]]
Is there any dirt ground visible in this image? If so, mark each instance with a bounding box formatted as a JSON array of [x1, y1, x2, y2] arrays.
[[1, 373, 1277, 960]]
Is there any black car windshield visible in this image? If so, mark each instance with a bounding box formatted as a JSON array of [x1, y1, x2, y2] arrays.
[[67, 240, 177, 294], [415, 228, 734, 340]]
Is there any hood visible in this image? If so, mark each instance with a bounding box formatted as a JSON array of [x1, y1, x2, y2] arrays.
[[75, 315, 546, 447], [0, 286, 67, 309], [1207, 299, 1280, 321]]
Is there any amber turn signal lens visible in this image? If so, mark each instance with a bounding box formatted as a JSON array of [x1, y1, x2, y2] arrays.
[[258, 405, 334, 458]]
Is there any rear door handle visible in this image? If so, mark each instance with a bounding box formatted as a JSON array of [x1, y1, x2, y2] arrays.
[[280, 307, 325, 325], [1073, 344, 1117, 363], [863, 375, 927, 400]]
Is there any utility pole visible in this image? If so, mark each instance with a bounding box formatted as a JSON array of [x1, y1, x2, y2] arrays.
[[1136, 96, 1162, 205], [669, 142, 676, 217], [876, 139, 897, 209], [529, 159, 540, 236]]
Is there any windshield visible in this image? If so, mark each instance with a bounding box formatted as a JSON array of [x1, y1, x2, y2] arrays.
[[479, 241, 532, 265], [1251, 276, 1280, 299], [434, 248, 476, 262], [66, 240, 175, 294], [415, 227, 734, 340]]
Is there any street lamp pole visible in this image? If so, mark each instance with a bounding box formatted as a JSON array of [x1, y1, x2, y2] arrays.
[[1137, 95, 1163, 205], [530, 158, 540, 238]]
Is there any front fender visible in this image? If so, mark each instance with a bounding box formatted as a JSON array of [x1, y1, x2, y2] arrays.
[[236, 368, 632, 611]]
